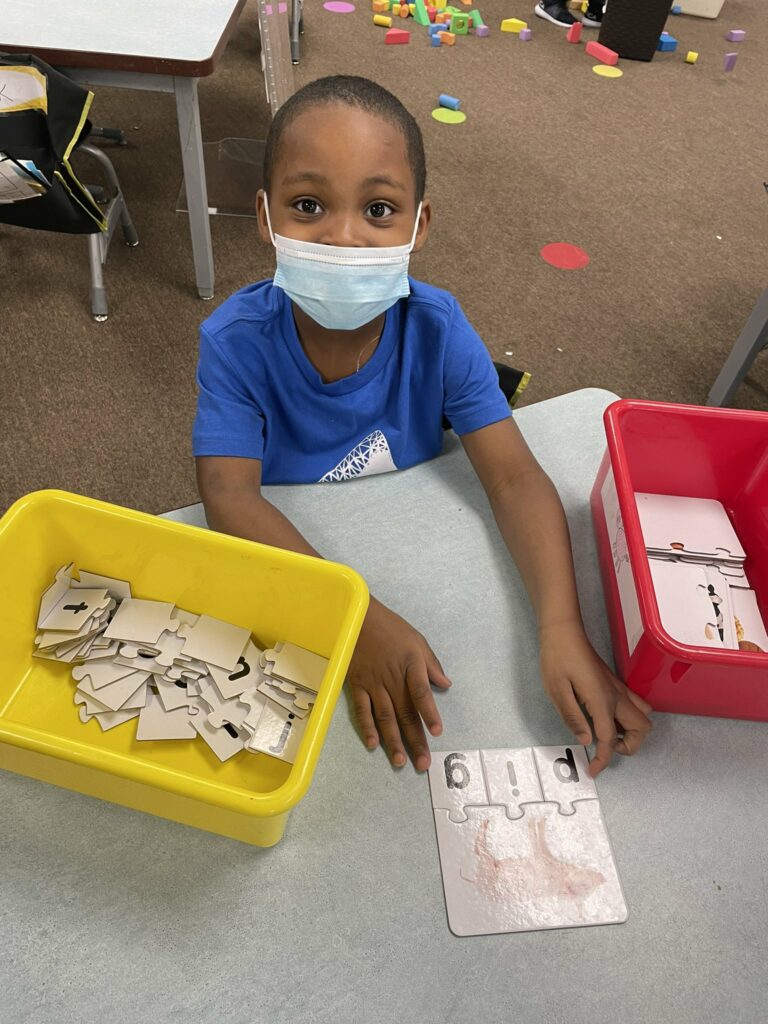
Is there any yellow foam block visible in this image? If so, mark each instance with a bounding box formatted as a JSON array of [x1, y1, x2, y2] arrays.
[[685, 50, 699, 64], [434, 0, 446, 7], [373, 12, 393, 25], [501, 17, 528, 33], [409, 3, 416, 13], [392, 3, 401, 12]]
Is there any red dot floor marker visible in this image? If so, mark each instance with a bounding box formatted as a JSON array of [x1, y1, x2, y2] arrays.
[[540, 242, 590, 270]]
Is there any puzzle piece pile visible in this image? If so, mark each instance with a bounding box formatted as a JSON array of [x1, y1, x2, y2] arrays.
[[636, 494, 768, 652], [34, 564, 328, 763], [427, 745, 627, 935]]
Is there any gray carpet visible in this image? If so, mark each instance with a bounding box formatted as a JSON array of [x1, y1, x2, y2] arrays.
[[1, 0, 766, 515]]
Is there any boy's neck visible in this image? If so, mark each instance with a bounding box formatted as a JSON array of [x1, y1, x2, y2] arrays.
[[292, 303, 385, 383]]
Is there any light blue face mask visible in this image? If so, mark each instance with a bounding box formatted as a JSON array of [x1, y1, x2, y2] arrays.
[[264, 194, 422, 331]]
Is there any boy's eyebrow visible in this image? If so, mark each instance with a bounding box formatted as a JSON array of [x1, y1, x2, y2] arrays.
[[280, 171, 407, 192]]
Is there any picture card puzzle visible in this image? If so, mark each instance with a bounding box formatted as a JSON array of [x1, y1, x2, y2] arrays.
[[428, 746, 627, 936], [33, 565, 329, 765], [635, 494, 767, 652]]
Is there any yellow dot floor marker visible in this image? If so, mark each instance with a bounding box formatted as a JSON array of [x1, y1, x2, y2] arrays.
[[592, 65, 623, 78], [431, 107, 467, 124]]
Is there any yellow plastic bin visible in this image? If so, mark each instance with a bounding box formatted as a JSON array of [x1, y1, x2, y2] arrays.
[[0, 490, 369, 846]]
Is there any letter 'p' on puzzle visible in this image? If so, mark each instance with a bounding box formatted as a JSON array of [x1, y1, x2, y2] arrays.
[[427, 746, 628, 936]]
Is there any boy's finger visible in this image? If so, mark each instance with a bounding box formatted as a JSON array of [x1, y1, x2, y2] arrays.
[[350, 686, 379, 751], [612, 697, 652, 756], [370, 689, 408, 768], [392, 695, 432, 772], [405, 659, 443, 737], [586, 700, 619, 777], [425, 643, 452, 689], [552, 685, 592, 747]]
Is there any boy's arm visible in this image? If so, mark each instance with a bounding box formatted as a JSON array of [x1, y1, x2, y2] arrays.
[[196, 456, 450, 771], [459, 418, 652, 777]]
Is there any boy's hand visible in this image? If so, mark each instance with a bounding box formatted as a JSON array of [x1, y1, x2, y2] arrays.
[[539, 622, 653, 778], [346, 599, 451, 772]]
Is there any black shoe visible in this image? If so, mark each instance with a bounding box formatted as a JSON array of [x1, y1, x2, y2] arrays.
[[534, 1, 577, 27], [582, 5, 603, 27]]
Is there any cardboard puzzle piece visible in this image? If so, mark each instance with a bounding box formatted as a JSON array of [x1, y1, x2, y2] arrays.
[[39, 588, 111, 633], [427, 749, 490, 822], [155, 676, 196, 712], [73, 571, 132, 602], [177, 614, 250, 671], [197, 680, 251, 731], [190, 713, 246, 762], [261, 641, 328, 694], [74, 669, 149, 712], [238, 686, 269, 734], [432, 801, 627, 936], [207, 639, 264, 699], [92, 707, 141, 731], [104, 599, 178, 645], [36, 563, 76, 626], [635, 493, 745, 561], [257, 677, 316, 719], [480, 747, 544, 819], [136, 690, 196, 741], [531, 746, 597, 813], [245, 700, 307, 764]]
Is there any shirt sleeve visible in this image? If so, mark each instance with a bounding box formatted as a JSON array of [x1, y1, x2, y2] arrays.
[[442, 299, 513, 436], [192, 327, 266, 459]]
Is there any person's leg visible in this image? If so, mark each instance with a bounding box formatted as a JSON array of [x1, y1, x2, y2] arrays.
[[534, 1, 577, 28], [582, 1, 605, 28]]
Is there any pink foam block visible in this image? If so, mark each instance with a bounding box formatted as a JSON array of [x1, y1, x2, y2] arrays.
[[385, 27, 410, 43], [475, 24, 490, 37], [566, 22, 582, 44], [519, 27, 532, 41], [726, 29, 746, 42], [585, 40, 619, 65], [723, 51, 738, 72]]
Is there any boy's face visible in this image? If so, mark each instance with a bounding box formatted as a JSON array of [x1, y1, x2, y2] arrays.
[[256, 103, 431, 252]]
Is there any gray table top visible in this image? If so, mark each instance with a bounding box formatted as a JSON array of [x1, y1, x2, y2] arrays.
[[3, 388, 766, 1024], [0, 0, 244, 69]]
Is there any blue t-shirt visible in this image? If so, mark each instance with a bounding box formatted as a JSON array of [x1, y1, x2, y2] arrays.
[[192, 277, 511, 484]]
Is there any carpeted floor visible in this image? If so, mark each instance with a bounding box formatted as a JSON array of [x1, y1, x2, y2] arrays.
[[1, 0, 766, 516]]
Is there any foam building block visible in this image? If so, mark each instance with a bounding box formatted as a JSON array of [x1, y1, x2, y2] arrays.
[[723, 51, 738, 71], [685, 50, 698, 64], [438, 93, 460, 110], [726, 29, 746, 42], [431, 32, 442, 44], [475, 24, 489, 36], [438, 30, 456, 44], [400, 3, 410, 16], [372, 0, 390, 10], [428, 22, 443, 33], [671, 3, 682, 12], [385, 26, 410, 42], [585, 40, 619, 65], [373, 13, 393, 25], [450, 13, 469, 33], [413, 0, 431, 23], [469, 9, 484, 27], [501, 18, 527, 33], [566, 22, 582, 43], [427, 6, 437, 21], [519, 27, 532, 40], [657, 33, 678, 52]]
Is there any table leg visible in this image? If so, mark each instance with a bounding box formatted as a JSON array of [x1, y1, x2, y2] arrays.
[[174, 76, 215, 299], [706, 287, 768, 406]]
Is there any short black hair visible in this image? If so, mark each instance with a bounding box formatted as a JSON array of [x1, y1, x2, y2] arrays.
[[263, 75, 426, 203]]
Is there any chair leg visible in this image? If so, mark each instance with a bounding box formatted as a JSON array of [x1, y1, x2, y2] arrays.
[[87, 234, 109, 322], [707, 288, 768, 406]]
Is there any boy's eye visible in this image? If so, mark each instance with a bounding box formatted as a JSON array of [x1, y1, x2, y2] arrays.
[[366, 202, 394, 219], [293, 198, 323, 215]]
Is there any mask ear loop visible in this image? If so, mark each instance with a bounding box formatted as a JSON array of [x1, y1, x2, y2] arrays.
[[408, 202, 423, 253], [263, 192, 277, 246]]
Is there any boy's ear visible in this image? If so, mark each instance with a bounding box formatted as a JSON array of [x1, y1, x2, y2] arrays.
[[412, 198, 432, 254], [255, 189, 272, 244]]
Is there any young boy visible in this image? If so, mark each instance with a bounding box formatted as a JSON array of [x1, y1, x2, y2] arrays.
[[193, 76, 652, 778]]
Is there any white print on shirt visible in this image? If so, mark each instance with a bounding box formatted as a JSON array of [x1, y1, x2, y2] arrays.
[[319, 429, 397, 482]]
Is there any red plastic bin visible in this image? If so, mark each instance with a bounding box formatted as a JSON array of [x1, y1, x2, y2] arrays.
[[591, 399, 768, 722]]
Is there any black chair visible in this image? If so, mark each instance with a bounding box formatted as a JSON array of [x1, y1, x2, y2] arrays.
[[0, 53, 138, 321]]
